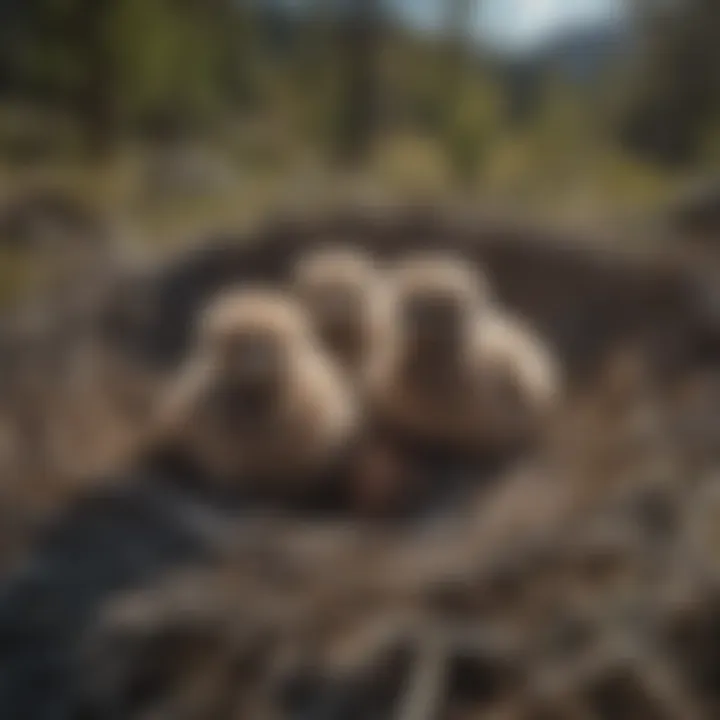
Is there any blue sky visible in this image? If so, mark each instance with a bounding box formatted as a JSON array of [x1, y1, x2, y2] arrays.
[[395, 0, 626, 51]]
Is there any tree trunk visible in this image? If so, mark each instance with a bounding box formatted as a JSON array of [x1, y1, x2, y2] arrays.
[[334, 0, 383, 167]]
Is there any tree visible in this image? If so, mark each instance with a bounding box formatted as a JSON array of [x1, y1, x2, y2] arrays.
[[622, 0, 720, 167], [2, 0, 234, 154], [333, 0, 384, 166]]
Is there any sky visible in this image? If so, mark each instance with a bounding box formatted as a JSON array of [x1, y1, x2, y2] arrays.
[[480, 0, 625, 49], [394, 0, 626, 52]]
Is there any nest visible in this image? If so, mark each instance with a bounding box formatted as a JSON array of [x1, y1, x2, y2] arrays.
[[0, 205, 718, 719]]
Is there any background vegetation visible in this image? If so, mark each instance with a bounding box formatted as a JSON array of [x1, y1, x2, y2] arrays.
[[0, 0, 717, 246]]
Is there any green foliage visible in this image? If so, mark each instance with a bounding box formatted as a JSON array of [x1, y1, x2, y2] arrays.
[[442, 73, 503, 185], [107, 0, 227, 129], [4, 0, 236, 149]]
